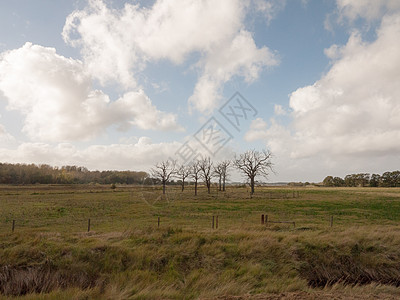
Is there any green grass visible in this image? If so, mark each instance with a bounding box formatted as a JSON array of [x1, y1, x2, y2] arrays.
[[1, 185, 400, 299]]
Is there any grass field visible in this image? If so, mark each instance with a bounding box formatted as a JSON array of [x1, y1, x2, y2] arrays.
[[1, 184, 400, 299]]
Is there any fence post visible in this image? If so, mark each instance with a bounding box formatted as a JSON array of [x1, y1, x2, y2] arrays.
[[212, 216, 215, 229], [12, 220, 15, 233], [293, 221, 296, 228], [261, 214, 265, 225], [158, 216, 160, 228], [87, 218, 91, 232], [216, 216, 219, 229]]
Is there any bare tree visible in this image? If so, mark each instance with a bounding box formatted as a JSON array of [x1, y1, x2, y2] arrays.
[[190, 160, 201, 196], [199, 157, 213, 194], [176, 164, 191, 192], [213, 164, 223, 191], [151, 160, 176, 194], [234, 150, 273, 194], [221, 160, 231, 192], [213, 160, 230, 191]]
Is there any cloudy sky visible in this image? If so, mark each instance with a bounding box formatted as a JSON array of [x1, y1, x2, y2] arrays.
[[0, 0, 400, 182]]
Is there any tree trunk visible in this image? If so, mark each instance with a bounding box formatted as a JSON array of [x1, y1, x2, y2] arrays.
[[250, 176, 255, 194], [222, 174, 226, 191], [181, 180, 184, 192], [163, 182, 166, 194], [194, 179, 198, 196], [207, 181, 210, 194], [219, 175, 222, 191]]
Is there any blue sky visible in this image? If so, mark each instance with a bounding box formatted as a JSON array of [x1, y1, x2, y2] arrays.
[[1, 0, 400, 182]]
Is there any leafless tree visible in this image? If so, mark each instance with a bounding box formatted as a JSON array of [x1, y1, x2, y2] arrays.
[[199, 157, 213, 194], [234, 150, 273, 194], [176, 164, 191, 192], [190, 160, 201, 196], [213, 160, 231, 191], [151, 160, 176, 194], [213, 164, 223, 191], [221, 160, 231, 192]]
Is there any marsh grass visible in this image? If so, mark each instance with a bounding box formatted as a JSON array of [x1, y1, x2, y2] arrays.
[[1, 185, 400, 298]]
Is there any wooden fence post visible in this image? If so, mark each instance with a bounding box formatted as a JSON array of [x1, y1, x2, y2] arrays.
[[87, 218, 91, 232], [12, 220, 15, 233], [261, 214, 265, 225], [158, 216, 160, 228], [212, 216, 215, 229]]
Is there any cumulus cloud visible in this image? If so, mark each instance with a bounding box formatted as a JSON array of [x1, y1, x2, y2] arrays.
[[189, 30, 278, 113], [0, 43, 181, 142], [288, 14, 400, 158], [245, 11, 400, 181], [62, 0, 278, 113], [244, 118, 268, 141]]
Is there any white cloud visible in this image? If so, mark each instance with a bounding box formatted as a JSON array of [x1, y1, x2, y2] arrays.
[[62, 0, 278, 114], [0, 122, 14, 143], [245, 12, 400, 181], [111, 90, 183, 132], [336, 0, 400, 22], [252, 0, 286, 25], [0, 43, 182, 142], [0, 137, 236, 173], [292, 13, 400, 158], [189, 30, 278, 113], [325, 0, 400, 33], [244, 118, 268, 141], [62, 0, 244, 89], [0, 139, 180, 171], [274, 104, 286, 116], [291, 13, 400, 158]]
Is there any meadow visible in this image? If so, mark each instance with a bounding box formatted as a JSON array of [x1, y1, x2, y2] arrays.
[[1, 184, 400, 299]]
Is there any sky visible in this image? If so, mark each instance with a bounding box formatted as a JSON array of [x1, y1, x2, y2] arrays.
[[1, 0, 400, 182]]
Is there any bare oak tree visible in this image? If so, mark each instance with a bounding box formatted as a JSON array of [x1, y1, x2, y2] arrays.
[[213, 164, 223, 191], [199, 157, 213, 194], [190, 160, 201, 196], [221, 160, 231, 192], [151, 160, 176, 194], [176, 164, 191, 192], [234, 150, 273, 194], [214, 160, 231, 191]]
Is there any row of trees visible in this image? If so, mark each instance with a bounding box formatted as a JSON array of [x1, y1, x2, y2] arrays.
[[0, 163, 147, 185], [0, 149, 274, 191], [323, 171, 400, 187], [151, 149, 273, 195]]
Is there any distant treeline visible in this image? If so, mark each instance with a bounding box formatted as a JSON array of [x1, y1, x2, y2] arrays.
[[0, 163, 148, 185], [323, 171, 400, 187]]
